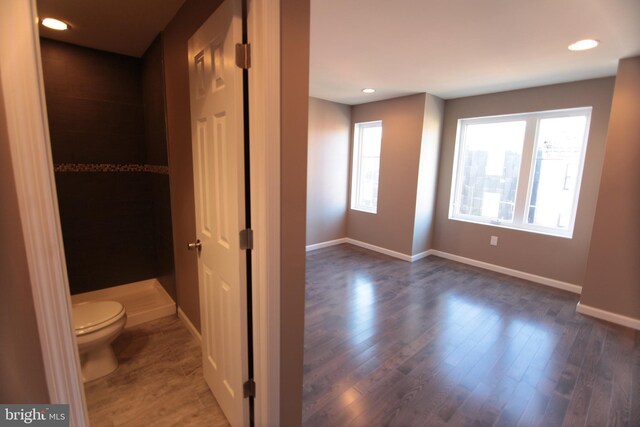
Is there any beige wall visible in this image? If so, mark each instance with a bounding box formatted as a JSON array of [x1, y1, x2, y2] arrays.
[[280, 0, 309, 425], [432, 78, 615, 285], [309, 92, 443, 256], [163, 0, 223, 331], [307, 97, 350, 245], [412, 94, 445, 255], [0, 83, 49, 403], [349, 94, 427, 254], [581, 57, 640, 319]]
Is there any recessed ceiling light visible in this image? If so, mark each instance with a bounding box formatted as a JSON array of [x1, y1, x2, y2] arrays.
[[42, 18, 69, 31], [568, 39, 599, 51], [362, 88, 375, 93]]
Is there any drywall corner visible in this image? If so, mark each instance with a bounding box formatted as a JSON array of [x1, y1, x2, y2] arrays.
[[580, 56, 640, 320], [412, 93, 444, 255], [280, 0, 309, 425], [348, 93, 427, 254], [307, 97, 351, 245]]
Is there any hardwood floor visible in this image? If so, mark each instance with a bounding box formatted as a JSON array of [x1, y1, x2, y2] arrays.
[[84, 316, 230, 427], [303, 244, 640, 427]]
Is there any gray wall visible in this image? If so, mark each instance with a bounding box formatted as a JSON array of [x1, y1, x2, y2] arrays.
[[581, 57, 640, 319], [432, 77, 615, 285], [307, 97, 350, 245], [349, 94, 427, 255]]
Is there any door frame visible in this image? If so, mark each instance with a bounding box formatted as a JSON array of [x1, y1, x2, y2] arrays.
[[0, 0, 282, 425], [0, 1, 88, 425], [247, 0, 281, 425]]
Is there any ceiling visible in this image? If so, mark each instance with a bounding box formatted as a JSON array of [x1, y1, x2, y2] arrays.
[[36, 0, 185, 57], [311, 0, 640, 104], [35, 0, 640, 103]]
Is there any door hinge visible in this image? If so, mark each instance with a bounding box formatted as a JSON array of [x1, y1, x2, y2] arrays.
[[235, 43, 251, 69], [243, 379, 256, 398], [239, 229, 254, 250]]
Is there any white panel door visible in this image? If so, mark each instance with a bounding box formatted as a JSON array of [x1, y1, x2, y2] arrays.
[[188, 1, 248, 426]]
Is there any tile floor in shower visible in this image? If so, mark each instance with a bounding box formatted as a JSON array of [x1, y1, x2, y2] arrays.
[[84, 315, 230, 426]]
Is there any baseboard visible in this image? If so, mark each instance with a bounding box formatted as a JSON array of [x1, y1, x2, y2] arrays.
[[345, 238, 413, 262], [307, 241, 582, 296], [307, 237, 430, 263], [411, 250, 432, 262], [306, 238, 349, 252], [429, 250, 582, 294], [178, 307, 202, 345], [576, 302, 640, 331]]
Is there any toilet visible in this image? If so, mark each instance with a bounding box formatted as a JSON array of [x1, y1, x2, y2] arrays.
[[72, 301, 127, 382]]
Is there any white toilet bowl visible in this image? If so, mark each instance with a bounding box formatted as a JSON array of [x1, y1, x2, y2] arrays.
[[72, 301, 127, 382]]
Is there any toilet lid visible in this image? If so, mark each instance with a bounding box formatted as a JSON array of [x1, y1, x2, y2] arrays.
[[73, 301, 124, 331]]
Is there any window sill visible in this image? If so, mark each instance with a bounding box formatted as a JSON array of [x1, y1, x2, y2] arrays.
[[351, 207, 377, 214], [448, 216, 573, 239]]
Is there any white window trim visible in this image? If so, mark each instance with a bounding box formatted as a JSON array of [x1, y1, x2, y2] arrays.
[[350, 120, 382, 214], [449, 107, 592, 239]]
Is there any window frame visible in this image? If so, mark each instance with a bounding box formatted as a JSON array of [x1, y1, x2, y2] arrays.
[[350, 120, 383, 214], [448, 107, 592, 238]]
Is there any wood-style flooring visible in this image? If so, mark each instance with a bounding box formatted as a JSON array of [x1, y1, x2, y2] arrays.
[[84, 316, 230, 427], [303, 244, 640, 427]]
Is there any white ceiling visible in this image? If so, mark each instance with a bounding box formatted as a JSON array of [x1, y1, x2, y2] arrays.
[[34, 0, 640, 101], [310, 0, 640, 104], [36, 0, 185, 57]]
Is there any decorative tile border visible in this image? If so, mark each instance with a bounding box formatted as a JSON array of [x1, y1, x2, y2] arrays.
[[54, 163, 169, 175], [143, 164, 170, 175]]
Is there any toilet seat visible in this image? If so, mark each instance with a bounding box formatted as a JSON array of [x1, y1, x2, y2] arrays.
[[73, 301, 126, 336]]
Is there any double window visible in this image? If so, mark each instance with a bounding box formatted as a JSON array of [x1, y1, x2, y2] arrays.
[[351, 121, 382, 213], [449, 107, 592, 238]]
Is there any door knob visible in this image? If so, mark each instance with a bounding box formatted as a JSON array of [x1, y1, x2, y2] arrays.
[[187, 239, 202, 252]]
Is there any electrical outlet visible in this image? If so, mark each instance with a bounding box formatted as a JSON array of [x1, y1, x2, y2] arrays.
[[490, 236, 498, 246]]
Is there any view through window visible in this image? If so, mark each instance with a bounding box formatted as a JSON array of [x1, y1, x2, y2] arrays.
[[450, 108, 592, 237], [351, 121, 382, 213]]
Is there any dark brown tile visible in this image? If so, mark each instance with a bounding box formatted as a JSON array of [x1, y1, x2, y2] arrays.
[[41, 36, 175, 296]]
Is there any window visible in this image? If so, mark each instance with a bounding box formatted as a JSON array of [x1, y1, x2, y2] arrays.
[[351, 121, 382, 213], [449, 107, 592, 237]]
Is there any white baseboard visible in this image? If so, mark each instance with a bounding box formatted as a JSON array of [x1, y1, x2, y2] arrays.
[[411, 250, 432, 262], [307, 237, 423, 262], [429, 250, 582, 294], [306, 237, 349, 252], [349, 241, 431, 262], [345, 238, 413, 262], [178, 307, 202, 345], [306, 240, 582, 295], [576, 302, 640, 331]]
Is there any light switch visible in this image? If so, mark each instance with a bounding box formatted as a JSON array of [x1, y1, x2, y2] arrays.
[[490, 236, 498, 246]]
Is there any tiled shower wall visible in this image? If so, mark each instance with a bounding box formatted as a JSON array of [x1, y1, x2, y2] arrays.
[[142, 36, 176, 301], [40, 37, 176, 299]]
